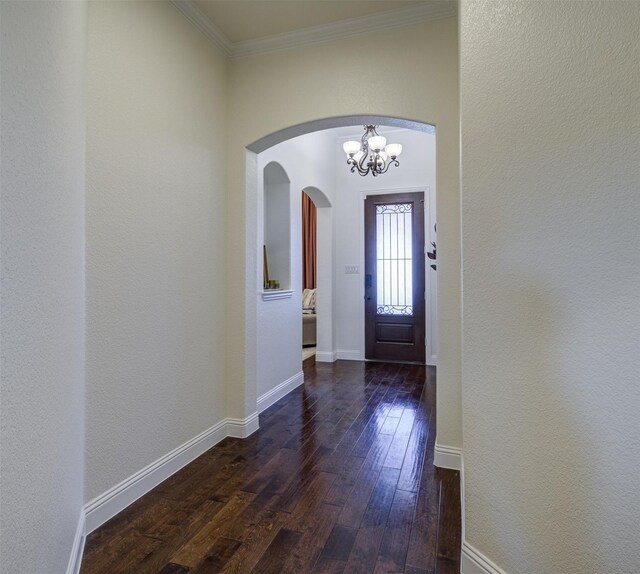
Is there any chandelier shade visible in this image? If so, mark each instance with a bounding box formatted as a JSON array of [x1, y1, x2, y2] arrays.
[[343, 125, 402, 177], [343, 140, 361, 156], [384, 143, 402, 158], [367, 135, 386, 152]]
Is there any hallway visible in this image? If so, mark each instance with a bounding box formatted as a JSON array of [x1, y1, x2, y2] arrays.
[[80, 360, 461, 573]]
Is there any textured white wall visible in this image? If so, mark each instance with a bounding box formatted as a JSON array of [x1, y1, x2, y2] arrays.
[[460, 2, 640, 572], [0, 2, 86, 572], [85, 1, 228, 501], [228, 18, 461, 451], [333, 129, 436, 361]]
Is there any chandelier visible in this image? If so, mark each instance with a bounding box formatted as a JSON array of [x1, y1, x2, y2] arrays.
[[342, 125, 403, 177]]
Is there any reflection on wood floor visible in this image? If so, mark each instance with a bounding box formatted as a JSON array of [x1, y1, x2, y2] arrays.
[[81, 359, 461, 574]]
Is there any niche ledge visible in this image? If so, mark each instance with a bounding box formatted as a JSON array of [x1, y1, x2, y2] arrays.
[[261, 289, 294, 301]]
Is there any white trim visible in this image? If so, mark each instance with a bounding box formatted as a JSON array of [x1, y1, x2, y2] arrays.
[[428, 354, 438, 366], [169, 1, 231, 56], [336, 349, 363, 361], [225, 413, 260, 438], [461, 541, 509, 574], [261, 289, 294, 301], [230, 3, 457, 59], [433, 440, 462, 470], [426, 184, 437, 366], [84, 415, 258, 533], [66, 509, 86, 574], [171, 1, 456, 60], [315, 351, 337, 363], [257, 371, 304, 413], [460, 453, 466, 542]]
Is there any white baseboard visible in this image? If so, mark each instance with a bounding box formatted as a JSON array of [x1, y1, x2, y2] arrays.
[[257, 371, 304, 413], [315, 351, 337, 363], [461, 541, 508, 574], [84, 415, 259, 534], [336, 349, 362, 361], [428, 354, 438, 366], [66, 508, 86, 574], [226, 412, 260, 438], [458, 453, 507, 574], [433, 440, 462, 470]]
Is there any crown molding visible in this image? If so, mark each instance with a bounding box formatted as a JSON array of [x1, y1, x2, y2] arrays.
[[170, 0, 231, 56], [171, 1, 456, 60]]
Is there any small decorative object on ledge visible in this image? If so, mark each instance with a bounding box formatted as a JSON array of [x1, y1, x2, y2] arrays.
[[427, 224, 437, 271], [263, 244, 270, 289], [342, 125, 403, 177]]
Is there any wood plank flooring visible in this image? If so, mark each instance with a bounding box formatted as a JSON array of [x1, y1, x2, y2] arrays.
[[81, 359, 461, 574]]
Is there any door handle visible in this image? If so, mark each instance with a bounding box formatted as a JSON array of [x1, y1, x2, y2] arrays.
[[365, 274, 372, 288]]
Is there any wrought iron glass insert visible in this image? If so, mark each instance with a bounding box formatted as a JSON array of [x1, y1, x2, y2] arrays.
[[376, 203, 413, 315]]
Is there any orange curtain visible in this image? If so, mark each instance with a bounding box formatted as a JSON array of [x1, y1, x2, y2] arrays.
[[302, 192, 317, 290]]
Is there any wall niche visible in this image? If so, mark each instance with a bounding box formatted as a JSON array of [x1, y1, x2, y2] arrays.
[[262, 161, 291, 296]]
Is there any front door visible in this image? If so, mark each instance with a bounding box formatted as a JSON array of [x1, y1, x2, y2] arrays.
[[364, 192, 425, 363]]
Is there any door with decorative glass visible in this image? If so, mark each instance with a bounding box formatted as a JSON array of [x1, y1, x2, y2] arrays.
[[364, 192, 425, 363]]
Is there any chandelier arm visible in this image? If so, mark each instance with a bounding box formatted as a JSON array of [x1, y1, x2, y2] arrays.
[[349, 159, 368, 176], [358, 162, 370, 176], [377, 158, 400, 175], [358, 148, 371, 173]]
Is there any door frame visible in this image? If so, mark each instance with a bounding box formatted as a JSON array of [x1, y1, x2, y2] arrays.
[[358, 186, 436, 365]]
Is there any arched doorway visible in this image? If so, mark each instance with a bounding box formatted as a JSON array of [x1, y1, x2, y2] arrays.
[[245, 116, 436, 421], [301, 186, 333, 363]]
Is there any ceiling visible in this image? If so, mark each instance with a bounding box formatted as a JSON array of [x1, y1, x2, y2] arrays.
[[194, 1, 427, 44]]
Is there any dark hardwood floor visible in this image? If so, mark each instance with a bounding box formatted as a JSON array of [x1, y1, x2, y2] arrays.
[[80, 359, 461, 574]]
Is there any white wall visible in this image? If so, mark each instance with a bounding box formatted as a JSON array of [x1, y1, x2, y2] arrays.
[[334, 128, 437, 362], [460, 2, 640, 572], [227, 18, 461, 453], [0, 2, 87, 572], [256, 131, 335, 402], [85, 1, 228, 502]]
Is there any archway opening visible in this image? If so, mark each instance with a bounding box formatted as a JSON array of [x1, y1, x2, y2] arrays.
[[301, 186, 333, 363], [246, 116, 437, 418]]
